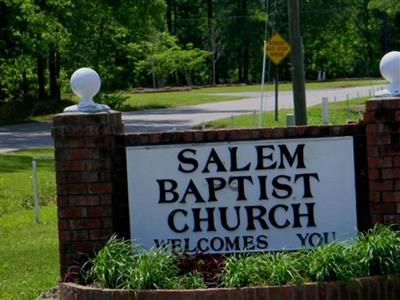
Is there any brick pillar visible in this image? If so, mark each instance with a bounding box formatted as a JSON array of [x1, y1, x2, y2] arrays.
[[365, 98, 400, 226], [52, 111, 124, 281]]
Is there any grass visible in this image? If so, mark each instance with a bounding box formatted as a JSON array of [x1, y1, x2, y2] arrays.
[[0, 148, 56, 217], [205, 97, 369, 129], [118, 79, 384, 112], [0, 204, 58, 300], [0, 148, 58, 299]]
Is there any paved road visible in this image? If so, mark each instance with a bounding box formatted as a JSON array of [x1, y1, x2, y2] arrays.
[[0, 85, 383, 153]]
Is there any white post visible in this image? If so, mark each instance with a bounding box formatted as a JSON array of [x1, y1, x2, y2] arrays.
[[32, 158, 40, 223], [201, 121, 206, 130], [259, 40, 267, 127], [322, 97, 329, 124], [286, 114, 295, 126]]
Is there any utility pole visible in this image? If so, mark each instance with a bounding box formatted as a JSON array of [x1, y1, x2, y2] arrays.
[[288, 0, 307, 125]]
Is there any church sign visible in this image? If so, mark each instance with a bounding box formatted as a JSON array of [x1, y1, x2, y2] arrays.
[[126, 136, 358, 254]]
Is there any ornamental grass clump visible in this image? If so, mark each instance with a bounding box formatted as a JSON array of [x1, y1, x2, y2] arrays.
[[355, 225, 400, 276], [84, 235, 207, 289]]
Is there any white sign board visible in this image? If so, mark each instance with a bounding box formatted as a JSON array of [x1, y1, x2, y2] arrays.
[[126, 137, 358, 254]]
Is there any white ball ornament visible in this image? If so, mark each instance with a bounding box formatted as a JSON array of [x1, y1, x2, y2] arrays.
[[376, 51, 400, 97], [64, 67, 110, 113]]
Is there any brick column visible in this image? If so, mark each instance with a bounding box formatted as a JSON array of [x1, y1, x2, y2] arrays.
[[52, 111, 124, 281], [365, 98, 400, 226]]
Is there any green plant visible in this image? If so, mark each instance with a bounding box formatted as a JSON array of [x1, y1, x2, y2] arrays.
[[84, 237, 181, 290], [355, 225, 400, 275], [305, 242, 366, 282], [177, 271, 207, 289], [220, 254, 263, 288], [96, 92, 129, 110]]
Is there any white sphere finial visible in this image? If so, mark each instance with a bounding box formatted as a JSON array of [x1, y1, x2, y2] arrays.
[[64, 67, 110, 113], [375, 51, 400, 97]]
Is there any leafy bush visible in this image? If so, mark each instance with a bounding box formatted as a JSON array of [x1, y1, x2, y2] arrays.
[[96, 92, 129, 110]]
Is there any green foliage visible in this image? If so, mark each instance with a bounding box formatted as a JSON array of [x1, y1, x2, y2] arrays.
[[85, 237, 185, 290], [369, 0, 400, 15], [96, 92, 129, 110], [356, 225, 400, 275]]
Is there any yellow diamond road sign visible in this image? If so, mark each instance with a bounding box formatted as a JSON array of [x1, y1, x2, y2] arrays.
[[266, 33, 291, 65]]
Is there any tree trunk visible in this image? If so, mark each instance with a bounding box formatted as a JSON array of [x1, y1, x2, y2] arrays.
[[49, 50, 61, 106], [382, 13, 389, 53], [37, 55, 46, 100], [166, 0, 173, 33]]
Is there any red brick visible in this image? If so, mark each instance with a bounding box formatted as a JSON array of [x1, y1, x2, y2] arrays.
[[88, 207, 112, 217], [57, 196, 69, 206], [65, 149, 96, 160], [380, 145, 400, 156], [68, 196, 99, 206], [85, 160, 111, 171], [99, 195, 112, 205], [59, 231, 71, 242], [72, 241, 96, 253], [367, 134, 391, 145], [367, 158, 393, 168], [70, 231, 89, 241], [397, 203, 400, 214], [371, 215, 383, 225], [368, 169, 380, 180], [369, 192, 381, 203], [57, 161, 85, 171], [382, 168, 400, 179], [261, 128, 272, 138], [89, 229, 114, 240], [394, 157, 400, 167], [268, 286, 282, 300], [369, 180, 393, 191], [271, 127, 285, 138], [102, 217, 113, 229], [303, 283, 317, 300], [89, 183, 112, 194], [58, 219, 69, 230], [69, 219, 102, 230], [383, 214, 400, 224], [367, 146, 379, 157], [56, 173, 66, 184], [67, 172, 98, 183], [372, 203, 396, 214], [280, 285, 293, 300], [382, 191, 400, 202], [58, 184, 87, 195], [59, 207, 87, 218]]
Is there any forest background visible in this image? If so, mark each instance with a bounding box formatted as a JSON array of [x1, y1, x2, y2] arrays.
[[0, 0, 399, 121]]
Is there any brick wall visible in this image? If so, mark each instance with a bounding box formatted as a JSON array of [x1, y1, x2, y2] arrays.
[[53, 96, 400, 282], [365, 98, 400, 226], [52, 111, 123, 280]]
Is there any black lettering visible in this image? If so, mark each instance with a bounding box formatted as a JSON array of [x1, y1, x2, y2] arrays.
[[269, 204, 290, 228], [154, 239, 166, 248], [157, 179, 179, 203], [229, 176, 253, 201], [309, 233, 323, 247], [206, 177, 226, 202], [170, 239, 182, 251], [220, 206, 241, 231], [278, 144, 306, 169], [167, 209, 189, 233], [255, 145, 277, 170], [296, 233, 309, 247], [178, 149, 198, 173], [193, 207, 216, 232], [242, 235, 255, 250], [256, 235, 269, 249], [245, 206, 269, 230], [225, 236, 240, 251], [292, 203, 316, 228], [258, 176, 269, 200], [210, 237, 224, 252], [197, 238, 209, 252], [229, 147, 251, 171], [202, 148, 227, 173], [294, 173, 320, 198], [272, 175, 292, 199], [181, 179, 206, 203]]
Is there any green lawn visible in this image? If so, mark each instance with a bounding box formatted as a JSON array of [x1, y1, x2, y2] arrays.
[[0, 148, 56, 216], [205, 97, 368, 128], [119, 79, 384, 111], [0, 148, 58, 300]]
